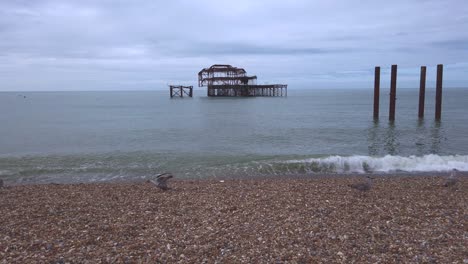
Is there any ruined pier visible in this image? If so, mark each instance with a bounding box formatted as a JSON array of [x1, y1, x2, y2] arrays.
[[199, 64, 287, 97], [207, 84, 287, 97]]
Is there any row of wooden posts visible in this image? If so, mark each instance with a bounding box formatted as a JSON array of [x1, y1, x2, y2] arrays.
[[373, 64, 444, 121]]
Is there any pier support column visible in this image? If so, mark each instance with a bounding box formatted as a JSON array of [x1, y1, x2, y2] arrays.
[[418, 66, 426, 118], [435, 64, 443, 120], [389, 65, 397, 121], [373, 66, 380, 119]]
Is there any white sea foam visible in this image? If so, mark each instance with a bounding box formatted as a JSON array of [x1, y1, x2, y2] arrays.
[[0, 170, 12, 176], [283, 154, 468, 173]]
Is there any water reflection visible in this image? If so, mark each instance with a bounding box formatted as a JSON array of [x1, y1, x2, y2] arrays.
[[367, 119, 381, 156], [415, 119, 426, 156], [384, 121, 399, 155], [430, 120, 443, 154], [367, 119, 446, 156]]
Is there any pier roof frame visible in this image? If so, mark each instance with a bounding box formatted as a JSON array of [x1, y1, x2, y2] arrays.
[[198, 64, 257, 87]]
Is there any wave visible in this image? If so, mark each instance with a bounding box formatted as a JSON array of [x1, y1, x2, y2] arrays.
[[280, 154, 468, 173], [0, 154, 467, 184]]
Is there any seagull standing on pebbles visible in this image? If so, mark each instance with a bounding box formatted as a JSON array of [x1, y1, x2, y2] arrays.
[[151, 173, 173, 191], [348, 176, 374, 192], [444, 169, 459, 187]]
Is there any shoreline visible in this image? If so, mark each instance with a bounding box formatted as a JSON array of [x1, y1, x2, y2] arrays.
[[2, 171, 468, 187], [2, 153, 468, 186], [1, 176, 466, 262]]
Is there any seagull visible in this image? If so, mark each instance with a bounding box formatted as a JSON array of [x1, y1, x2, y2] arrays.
[[444, 169, 459, 187], [150, 173, 173, 191], [348, 176, 374, 192]]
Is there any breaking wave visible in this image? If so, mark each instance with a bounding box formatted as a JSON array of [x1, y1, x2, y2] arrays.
[[280, 154, 468, 173], [0, 153, 467, 184]]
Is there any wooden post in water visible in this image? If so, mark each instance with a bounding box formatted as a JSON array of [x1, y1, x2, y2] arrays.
[[373, 66, 381, 119], [389, 65, 397, 121], [418, 66, 426, 118], [435, 64, 443, 120]]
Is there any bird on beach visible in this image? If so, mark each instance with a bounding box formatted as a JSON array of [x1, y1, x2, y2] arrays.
[[444, 169, 459, 187], [150, 172, 174, 191], [348, 176, 374, 192]]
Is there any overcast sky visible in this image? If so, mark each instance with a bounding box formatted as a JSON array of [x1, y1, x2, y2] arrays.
[[1, 0, 467, 91]]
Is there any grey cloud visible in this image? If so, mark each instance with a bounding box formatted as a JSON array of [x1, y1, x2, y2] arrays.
[[0, 0, 468, 91], [431, 39, 468, 50], [152, 42, 354, 57]]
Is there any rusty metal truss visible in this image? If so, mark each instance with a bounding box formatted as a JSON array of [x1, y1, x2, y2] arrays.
[[198, 64, 257, 87], [170, 85, 193, 98]]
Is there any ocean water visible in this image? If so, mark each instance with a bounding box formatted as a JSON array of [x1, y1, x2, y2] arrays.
[[1, 88, 467, 184]]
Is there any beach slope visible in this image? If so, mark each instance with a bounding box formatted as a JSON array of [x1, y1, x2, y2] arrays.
[[0, 176, 466, 263]]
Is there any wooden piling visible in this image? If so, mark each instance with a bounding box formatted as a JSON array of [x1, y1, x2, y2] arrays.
[[418, 66, 426, 118], [389, 65, 397, 121], [373, 66, 380, 119], [435, 64, 443, 120]]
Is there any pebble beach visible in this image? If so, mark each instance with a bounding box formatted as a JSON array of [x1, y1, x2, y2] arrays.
[[0, 176, 466, 263]]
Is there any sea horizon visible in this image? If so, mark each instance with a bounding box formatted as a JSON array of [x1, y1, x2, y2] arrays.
[[2, 86, 468, 93]]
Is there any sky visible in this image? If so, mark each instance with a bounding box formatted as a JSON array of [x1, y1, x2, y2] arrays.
[[0, 0, 467, 91]]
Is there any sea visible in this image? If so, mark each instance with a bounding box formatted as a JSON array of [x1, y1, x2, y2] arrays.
[[1, 88, 467, 184]]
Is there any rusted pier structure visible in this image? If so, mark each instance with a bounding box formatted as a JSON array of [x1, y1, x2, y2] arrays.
[[389, 64, 398, 121], [207, 84, 287, 97], [373, 64, 444, 120], [435, 64, 443, 120], [418, 66, 427, 118], [170, 85, 193, 98], [373, 66, 380, 119], [199, 64, 287, 97]]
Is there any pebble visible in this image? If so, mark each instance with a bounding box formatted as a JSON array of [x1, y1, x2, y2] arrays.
[[0, 177, 465, 262]]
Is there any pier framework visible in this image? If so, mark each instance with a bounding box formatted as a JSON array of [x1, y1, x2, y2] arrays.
[[199, 64, 287, 97], [170, 85, 193, 98], [207, 84, 287, 97], [372, 64, 444, 120]]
